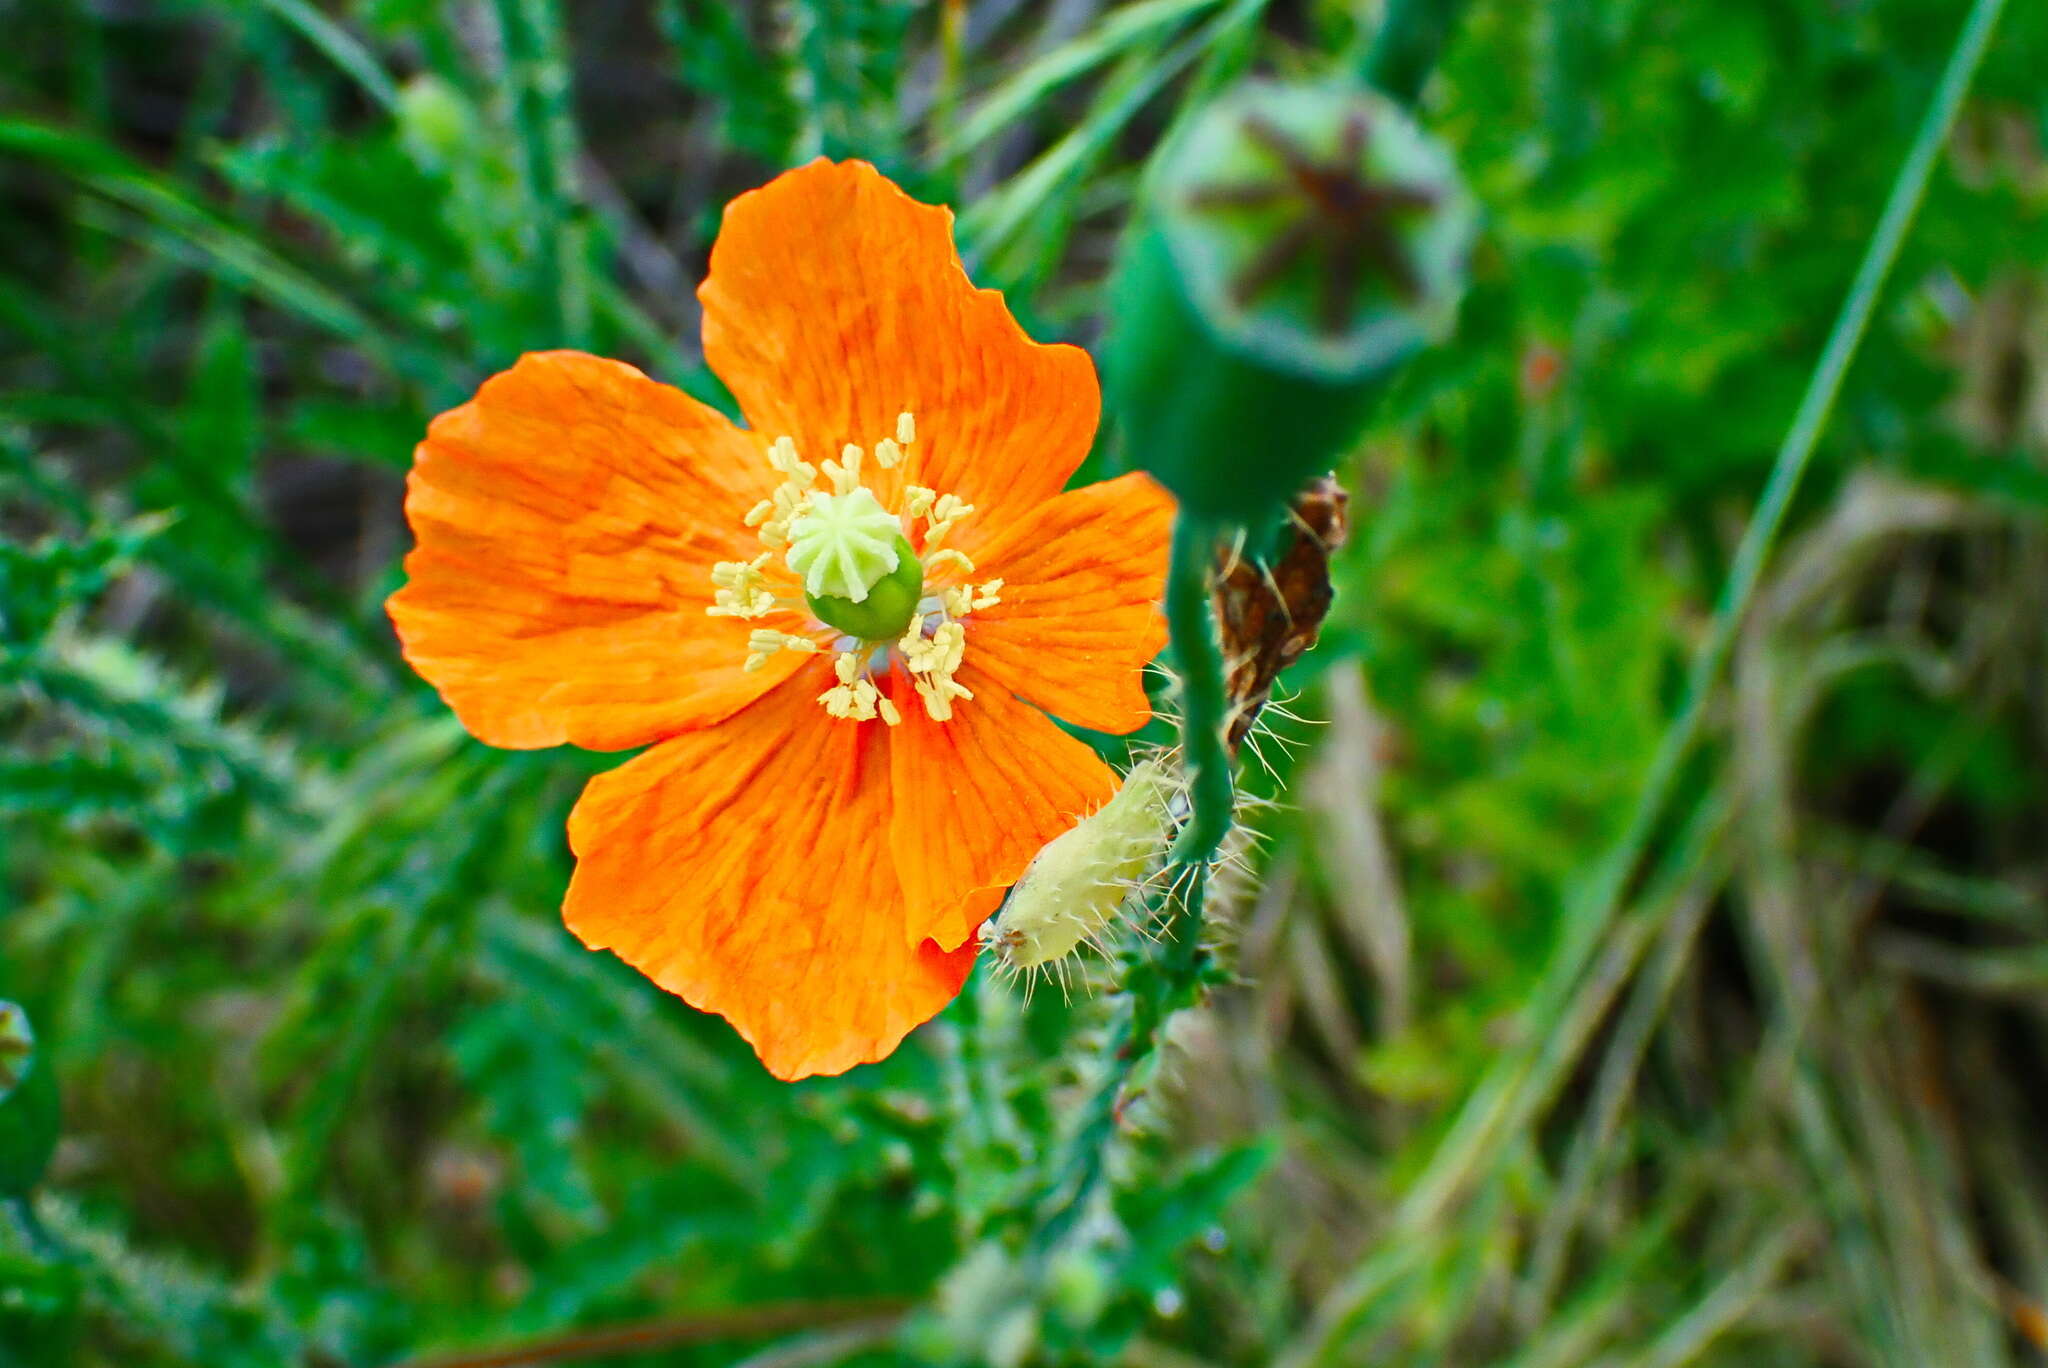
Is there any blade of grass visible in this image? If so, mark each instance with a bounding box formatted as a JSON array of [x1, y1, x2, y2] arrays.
[[255, 0, 399, 112], [1521, 810, 1733, 1315], [0, 118, 394, 359], [491, 0, 591, 348], [959, 0, 1265, 270], [1625, 1222, 1806, 1368], [940, 0, 1224, 160]]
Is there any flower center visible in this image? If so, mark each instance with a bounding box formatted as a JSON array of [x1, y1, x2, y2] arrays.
[[786, 487, 902, 603], [703, 410, 1008, 726], [786, 490, 924, 640]]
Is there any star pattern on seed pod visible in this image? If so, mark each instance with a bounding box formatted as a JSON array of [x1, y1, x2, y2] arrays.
[[1185, 109, 1440, 337]]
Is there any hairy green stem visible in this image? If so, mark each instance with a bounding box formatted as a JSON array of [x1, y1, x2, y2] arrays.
[[1019, 513, 1236, 1259], [1167, 514, 1234, 867], [1026, 865, 1210, 1258]]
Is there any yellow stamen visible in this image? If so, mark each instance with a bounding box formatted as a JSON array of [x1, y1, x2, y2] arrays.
[[757, 480, 815, 549], [708, 552, 778, 618], [913, 675, 974, 721], [914, 491, 976, 549], [900, 619, 971, 721], [744, 628, 819, 672], [924, 548, 975, 578], [822, 443, 865, 494], [766, 435, 814, 483], [818, 650, 885, 720], [940, 576, 1005, 620], [899, 619, 964, 673], [707, 410, 994, 725]]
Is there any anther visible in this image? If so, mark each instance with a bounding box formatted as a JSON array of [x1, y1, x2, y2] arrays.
[[708, 552, 778, 618], [818, 649, 885, 721], [924, 548, 975, 578], [744, 628, 819, 672], [822, 444, 864, 494]]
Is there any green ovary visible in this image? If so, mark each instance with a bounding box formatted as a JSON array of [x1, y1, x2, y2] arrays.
[[786, 487, 926, 641], [806, 535, 924, 641]]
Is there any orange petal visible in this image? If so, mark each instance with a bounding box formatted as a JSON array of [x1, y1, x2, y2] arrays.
[[564, 663, 971, 1080], [700, 159, 1099, 524], [388, 351, 804, 752], [887, 664, 1118, 950], [961, 472, 1175, 736]]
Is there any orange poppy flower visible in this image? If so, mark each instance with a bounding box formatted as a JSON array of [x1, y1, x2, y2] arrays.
[[388, 160, 1174, 1079]]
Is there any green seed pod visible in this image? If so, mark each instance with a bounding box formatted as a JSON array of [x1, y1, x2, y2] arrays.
[[0, 1002, 59, 1198], [1108, 80, 1476, 522], [804, 534, 925, 642]]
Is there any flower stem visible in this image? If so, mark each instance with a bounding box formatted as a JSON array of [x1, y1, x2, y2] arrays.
[[1165, 513, 1234, 868], [1026, 864, 1210, 1258]]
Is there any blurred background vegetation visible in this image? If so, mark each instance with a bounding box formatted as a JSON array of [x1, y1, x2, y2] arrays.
[[5, 0, 2048, 1364]]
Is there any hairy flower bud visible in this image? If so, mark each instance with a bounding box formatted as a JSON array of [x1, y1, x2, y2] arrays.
[[981, 756, 1181, 974]]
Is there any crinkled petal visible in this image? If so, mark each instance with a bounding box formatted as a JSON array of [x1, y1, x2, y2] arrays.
[[961, 472, 1174, 736], [887, 664, 1118, 950], [700, 159, 1098, 525], [565, 664, 970, 1080], [388, 351, 805, 752]]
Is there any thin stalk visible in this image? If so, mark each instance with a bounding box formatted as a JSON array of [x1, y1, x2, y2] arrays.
[[1167, 514, 1234, 867], [1026, 866, 1211, 1258], [257, 0, 399, 112], [932, 0, 967, 188], [1013, 514, 1240, 1262], [493, 0, 591, 347]]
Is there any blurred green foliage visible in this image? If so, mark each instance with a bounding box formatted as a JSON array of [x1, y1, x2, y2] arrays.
[[4, 1, 2048, 1366]]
